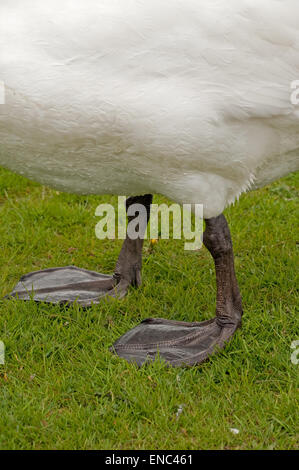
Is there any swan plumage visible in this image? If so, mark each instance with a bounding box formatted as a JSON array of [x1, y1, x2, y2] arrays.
[[0, 0, 299, 217]]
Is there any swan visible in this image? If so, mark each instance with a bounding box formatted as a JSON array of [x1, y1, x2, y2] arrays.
[[0, 0, 298, 366]]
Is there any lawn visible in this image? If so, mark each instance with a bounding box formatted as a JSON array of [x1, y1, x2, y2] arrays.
[[0, 167, 298, 450]]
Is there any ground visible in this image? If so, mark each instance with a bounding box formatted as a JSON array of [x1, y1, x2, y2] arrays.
[[0, 167, 298, 450]]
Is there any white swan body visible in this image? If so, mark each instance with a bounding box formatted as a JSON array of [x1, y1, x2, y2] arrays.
[[0, 0, 298, 218]]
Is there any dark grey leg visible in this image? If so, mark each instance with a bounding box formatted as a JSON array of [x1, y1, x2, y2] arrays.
[[108, 194, 153, 298], [204, 214, 243, 329], [7, 195, 153, 306], [113, 214, 243, 367]]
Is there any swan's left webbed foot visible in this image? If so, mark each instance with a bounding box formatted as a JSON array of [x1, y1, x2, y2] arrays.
[[112, 214, 243, 367], [6, 194, 153, 306]]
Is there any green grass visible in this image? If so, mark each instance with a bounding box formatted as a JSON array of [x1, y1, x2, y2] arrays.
[[0, 167, 298, 450]]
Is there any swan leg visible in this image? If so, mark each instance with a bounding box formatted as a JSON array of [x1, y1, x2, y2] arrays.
[[104, 194, 153, 299], [112, 214, 243, 367], [7, 194, 153, 306]]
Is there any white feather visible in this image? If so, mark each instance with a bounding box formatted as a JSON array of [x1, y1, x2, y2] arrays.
[[0, 0, 298, 217]]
